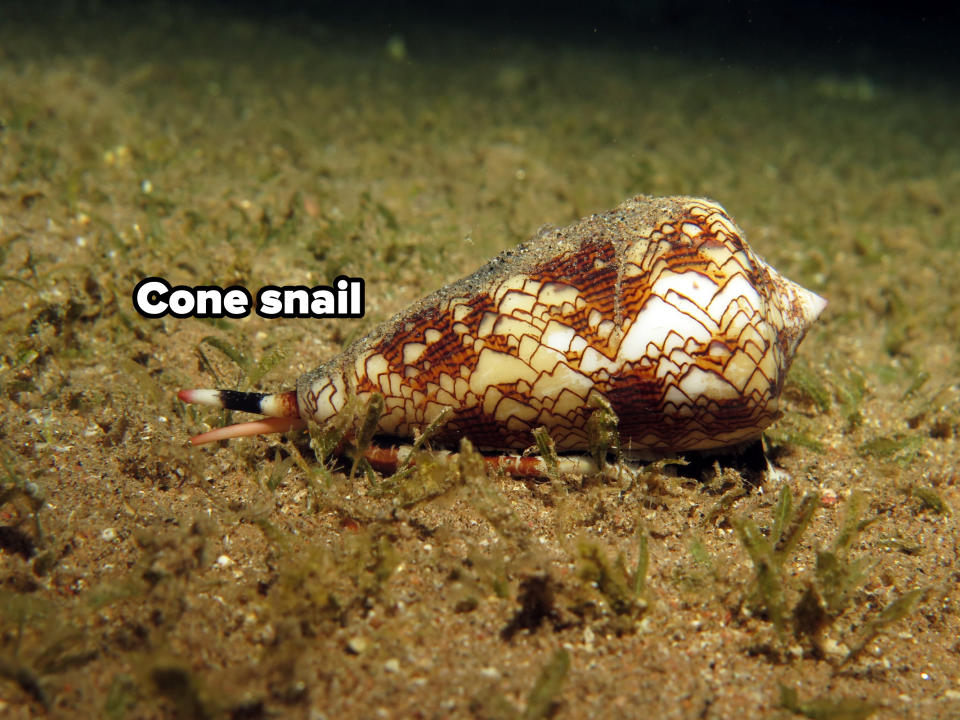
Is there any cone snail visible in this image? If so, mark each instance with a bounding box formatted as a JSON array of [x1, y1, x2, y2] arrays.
[[179, 195, 826, 473]]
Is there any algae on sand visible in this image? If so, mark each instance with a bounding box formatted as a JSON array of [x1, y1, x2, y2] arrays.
[[0, 2, 958, 718]]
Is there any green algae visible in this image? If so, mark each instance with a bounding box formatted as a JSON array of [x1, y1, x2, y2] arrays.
[[0, 3, 958, 718]]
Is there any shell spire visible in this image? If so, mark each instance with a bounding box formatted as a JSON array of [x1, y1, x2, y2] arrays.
[[181, 195, 825, 456], [773, 270, 828, 354]]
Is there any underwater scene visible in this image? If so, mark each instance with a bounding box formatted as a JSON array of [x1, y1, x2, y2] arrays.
[[0, 2, 958, 717]]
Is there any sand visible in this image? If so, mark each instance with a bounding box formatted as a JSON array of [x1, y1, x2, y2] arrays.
[[1, 4, 958, 718]]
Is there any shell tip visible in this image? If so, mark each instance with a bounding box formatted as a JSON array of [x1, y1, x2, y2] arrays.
[[798, 287, 827, 327]]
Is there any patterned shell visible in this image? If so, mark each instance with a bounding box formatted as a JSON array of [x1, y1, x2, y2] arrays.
[[296, 195, 826, 454]]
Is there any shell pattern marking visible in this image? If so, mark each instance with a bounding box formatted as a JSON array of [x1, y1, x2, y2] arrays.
[[294, 195, 825, 454]]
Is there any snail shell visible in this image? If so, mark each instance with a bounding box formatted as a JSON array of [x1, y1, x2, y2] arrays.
[[181, 195, 825, 455]]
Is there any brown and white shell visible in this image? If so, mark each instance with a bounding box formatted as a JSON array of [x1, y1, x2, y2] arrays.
[[258, 194, 826, 455]]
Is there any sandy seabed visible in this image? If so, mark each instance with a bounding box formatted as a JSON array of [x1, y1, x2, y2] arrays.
[[1, 4, 959, 718]]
